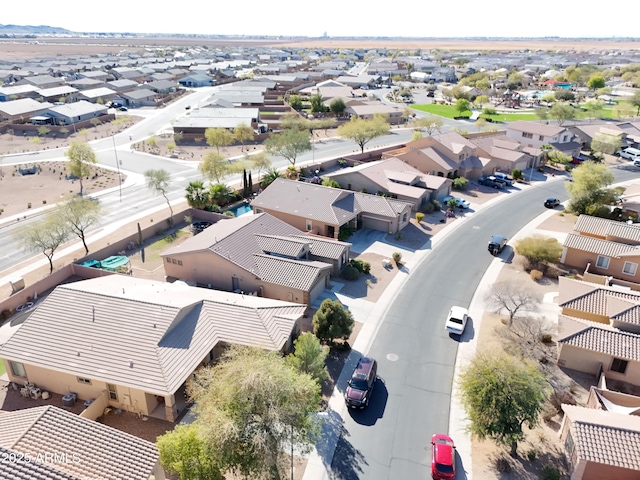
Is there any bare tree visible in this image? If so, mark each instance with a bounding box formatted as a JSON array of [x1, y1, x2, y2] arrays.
[[485, 282, 540, 326]]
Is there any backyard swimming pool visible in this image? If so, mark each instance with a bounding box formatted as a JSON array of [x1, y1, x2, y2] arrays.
[[229, 203, 253, 217]]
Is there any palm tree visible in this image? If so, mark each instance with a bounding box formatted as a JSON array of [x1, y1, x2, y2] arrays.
[[209, 183, 236, 208], [185, 181, 209, 209], [260, 168, 284, 188]]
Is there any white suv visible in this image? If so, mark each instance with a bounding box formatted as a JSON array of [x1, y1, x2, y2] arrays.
[[493, 173, 514, 186], [618, 148, 640, 161]]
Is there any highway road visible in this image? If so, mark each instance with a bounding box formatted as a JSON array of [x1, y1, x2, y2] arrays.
[[329, 164, 640, 480]]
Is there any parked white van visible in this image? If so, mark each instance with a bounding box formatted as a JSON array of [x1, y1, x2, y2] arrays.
[[619, 147, 640, 161]]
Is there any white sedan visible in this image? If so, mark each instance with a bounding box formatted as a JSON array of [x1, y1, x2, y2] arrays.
[[445, 306, 469, 335], [442, 196, 470, 209]]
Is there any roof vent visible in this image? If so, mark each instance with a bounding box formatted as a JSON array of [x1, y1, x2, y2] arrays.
[[77, 352, 80, 357], [129, 360, 134, 368]]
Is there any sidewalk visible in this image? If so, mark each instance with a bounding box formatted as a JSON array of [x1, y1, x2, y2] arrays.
[[302, 175, 569, 480]]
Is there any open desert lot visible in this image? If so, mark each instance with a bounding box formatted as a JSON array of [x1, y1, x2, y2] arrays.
[[2, 36, 640, 60]]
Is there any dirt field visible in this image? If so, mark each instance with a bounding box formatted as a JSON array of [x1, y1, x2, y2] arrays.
[[1, 37, 639, 61]]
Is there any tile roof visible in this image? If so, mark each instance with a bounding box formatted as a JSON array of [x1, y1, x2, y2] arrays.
[[563, 232, 640, 257], [574, 214, 640, 244], [0, 445, 79, 480], [0, 406, 158, 480], [558, 321, 640, 361], [508, 120, 565, 137], [255, 234, 308, 258], [253, 255, 331, 290], [0, 276, 304, 396], [291, 235, 350, 260], [560, 284, 640, 316], [562, 404, 640, 471]]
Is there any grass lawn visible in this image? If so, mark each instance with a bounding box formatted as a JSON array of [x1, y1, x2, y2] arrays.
[[144, 229, 190, 261], [412, 104, 539, 122]]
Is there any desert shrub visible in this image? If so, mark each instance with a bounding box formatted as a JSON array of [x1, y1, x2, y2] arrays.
[[350, 259, 365, 272], [545, 264, 560, 279], [530, 269, 543, 281], [549, 389, 576, 414], [0, 309, 13, 321], [452, 177, 469, 190], [416, 212, 425, 223], [542, 404, 557, 422], [341, 265, 360, 280], [362, 262, 371, 274], [431, 199, 441, 211], [423, 201, 435, 214], [392, 252, 402, 265], [540, 333, 554, 344], [526, 449, 537, 461], [223, 211, 235, 217], [541, 465, 562, 480]]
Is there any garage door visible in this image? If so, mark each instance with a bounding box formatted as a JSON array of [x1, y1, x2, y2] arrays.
[[309, 276, 328, 304], [362, 216, 391, 233]]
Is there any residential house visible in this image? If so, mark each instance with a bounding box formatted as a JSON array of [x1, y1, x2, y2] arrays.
[[41, 100, 109, 126], [569, 123, 629, 150], [172, 107, 260, 139], [76, 86, 117, 104], [383, 132, 484, 179], [106, 79, 140, 92], [0, 98, 52, 122], [110, 67, 146, 83], [145, 79, 180, 94], [344, 103, 404, 124], [557, 314, 640, 385], [561, 215, 640, 288], [334, 74, 380, 88], [326, 157, 452, 210], [120, 88, 157, 107], [78, 70, 110, 82], [0, 84, 40, 101], [559, 404, 640, 480], [162, 213, 350, 304], [252, 178, 412, 237], [0, 275, 306, 422], [18, 74, 65, 89], [178, 72, 214, 87], [619, 183, 640, 218], [506, 120, 579, 158], [0, 406, 165, 480], [470, 133, 541, 173], [67, 77, 106, 91]]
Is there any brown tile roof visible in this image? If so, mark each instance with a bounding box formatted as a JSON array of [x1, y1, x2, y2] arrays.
[[508, 120, 565, 137], [0, 406, 158, 480], [291, 235, 350, 260], [0, 445, 79, 479], [562, 404, 640, 471], [0, 276, 304, 396], [429, 131, 476, 154], [253, 255, 331, 290], [574, 214, 640, 244], [563, 232, 640, 257], [558, 321, 640, 361]]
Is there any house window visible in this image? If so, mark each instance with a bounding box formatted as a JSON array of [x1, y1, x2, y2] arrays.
[[9, 361, 26, 378], [538, 135, 544, 141], [172, 259, 177, 264], [178, 260, 183, 266], [564, 431, 575, 457], [165, 257, 171, 263], [77, 377, 92, 385], [610, 358, 628, 374], [255, 208, 263, 214], [402, 213, 407, 222], [522, 132, 533, 139], [622, 261, 637, 276], [107, 383, 118, 401], [596, 255, 610, 269], [306, 220, 312, 231]]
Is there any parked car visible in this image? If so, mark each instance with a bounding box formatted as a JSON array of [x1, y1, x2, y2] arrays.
[[478, 177, 503, 189], [431, 434, 456, 480], [185, 105, 191, 110], [442, 196, 470, 209], [493, 173, 514, 186], [544, 198, 560, 208], [488, 235, 508, 255], [445, 306, 469, 335], [119, 106, 128, 111], [345, 357, 377, 409], [618, 147, 640, 161]]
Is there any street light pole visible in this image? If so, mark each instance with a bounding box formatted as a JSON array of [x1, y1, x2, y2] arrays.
[[112, 135, 122, 202]]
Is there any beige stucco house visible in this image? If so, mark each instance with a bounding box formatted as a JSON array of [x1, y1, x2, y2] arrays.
[[560, 404, 640, 480], [252, 179, 413, 237], [326, 157, 452, 210], [469, 133, 542, 173], [0, 275, 306, 422], [562, 215, 640, 289], [383, 132, 485, 179], [161, 213, 350, 305]]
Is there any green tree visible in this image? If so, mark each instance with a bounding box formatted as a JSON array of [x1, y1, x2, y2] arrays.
[[286, 332, 329, 383], [459, 353, 549, 457], [414, 115, 444, 136], [260, 167, 283, 188], [313, 118, 337, 136], [89, 117, 101, 130], [65, 142, 97, 196], [288, 94, 303, 110], [280, 113, 310, 130], [554, 89, 575, 102], [454, 98, 471, 117], [587, 75, 605, 90], [250, 151, 272, 182], [157, 423, 223, 480], [233, 123, 254, 152], [514, 235, 563, 272], [583, 99, 604, 120], [549, 103, 576, 127], [322, 178, 341, 188], [59, 196, 102, 254], [411, 130, 423, 141], [310, 93, 326, 114], [313, 298, 355, 345], [329, 97, 346, 115], [591, 133, 622, 156], [208, 183, 236, 207], [337, 116, 390, 153], [613, 102, 636, 120], [188, 345, 321, 480], [37, 126, 51, 138], [200, 151, 231, 184], [205, 127, 234, 153], [631, 90, 640, 116], [264, 127, 311, 166], [185, 181, 209, 209], [144, 169, 174, 219], [16, 210, 69, 274], [566, 161, 616, 215]]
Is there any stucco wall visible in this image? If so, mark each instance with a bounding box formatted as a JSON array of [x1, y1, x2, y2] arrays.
[[558, 345, 640, 385], [564, 248, 640, 284]]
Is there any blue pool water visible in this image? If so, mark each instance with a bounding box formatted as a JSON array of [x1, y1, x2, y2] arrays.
[[229, 203, 253, 217]]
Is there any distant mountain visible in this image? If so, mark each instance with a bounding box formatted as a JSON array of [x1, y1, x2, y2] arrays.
[[0, 24, 73, 35]]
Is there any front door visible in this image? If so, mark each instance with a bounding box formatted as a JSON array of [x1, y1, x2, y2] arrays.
[[327, 225, 335, 238]]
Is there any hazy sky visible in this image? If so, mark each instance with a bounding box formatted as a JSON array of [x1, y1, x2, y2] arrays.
[[3, 0, 640, 38]]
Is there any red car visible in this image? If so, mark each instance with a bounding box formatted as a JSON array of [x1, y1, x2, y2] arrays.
[[431, 434, 456, 480]]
